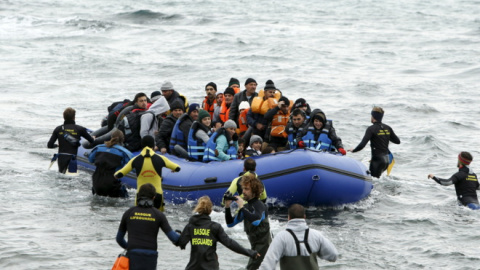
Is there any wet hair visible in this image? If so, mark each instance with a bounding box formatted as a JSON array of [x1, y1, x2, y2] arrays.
[[291, 108, 305, 119], [241, 174, 263, 199], [105, 129, 124, 148], [137, 183, 156, 200], [133, 92, 147, 105], [244, 158, 256, 172], [262, 146, 275, 155], [372, 106, 384, 114], [63, 107, 76, 121], [288, 204, 305, 219], [194, 196, 213, 215]]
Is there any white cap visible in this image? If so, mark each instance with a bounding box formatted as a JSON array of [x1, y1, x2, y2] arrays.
[[239, 101, 250, 111]]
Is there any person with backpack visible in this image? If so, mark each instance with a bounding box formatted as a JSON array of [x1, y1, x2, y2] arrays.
[[259, 204, 338, 270]]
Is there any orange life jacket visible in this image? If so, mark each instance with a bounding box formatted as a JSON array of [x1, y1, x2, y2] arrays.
[[270, 110, 291, 138], [219, 100, 231, 123], [236, 108, 249, 135], [251, 89, 282, 115], [202, 97, 216, 119]]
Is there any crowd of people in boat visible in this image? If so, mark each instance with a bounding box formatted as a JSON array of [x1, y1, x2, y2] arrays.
[[93, 78, 348, 161]]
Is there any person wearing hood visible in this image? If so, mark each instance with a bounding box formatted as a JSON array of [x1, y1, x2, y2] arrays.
[[160, 80, 189, 115], [259, 204, 338, 270], [428, 152, 480, 210], [298, 109, 346, 155], [116, 183, 181, 269], [177, 196, 259, 270], [348, 106, 400, 178], [140, 91, 170, 141]]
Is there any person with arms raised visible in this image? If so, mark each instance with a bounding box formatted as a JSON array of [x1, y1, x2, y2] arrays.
[[115, 135, 181, 211], [177, 195, 259, 270]]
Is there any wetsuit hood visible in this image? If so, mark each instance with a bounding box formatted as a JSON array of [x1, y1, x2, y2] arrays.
[[188, 213, 212, 226], [148, 95, 170, 116]]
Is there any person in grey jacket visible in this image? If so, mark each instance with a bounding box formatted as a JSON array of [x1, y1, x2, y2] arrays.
[[259, 204, 338, 270], [139, 91, 170, 139]]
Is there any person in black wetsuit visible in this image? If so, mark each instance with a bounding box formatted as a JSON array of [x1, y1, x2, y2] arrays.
[[177, 195, 258, 270], [47, 107, 95, 174], [225, 174, 272, 270], [348, 106, 400, 178], [88, 130, 132, 197], [428, 151, 480, 210], [116, 183, 180, 270]]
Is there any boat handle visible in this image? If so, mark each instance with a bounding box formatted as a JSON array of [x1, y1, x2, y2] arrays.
[[204, 177, 217, 183]]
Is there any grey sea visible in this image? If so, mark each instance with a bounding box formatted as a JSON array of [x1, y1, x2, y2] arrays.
[[1, 0, 480, 269]]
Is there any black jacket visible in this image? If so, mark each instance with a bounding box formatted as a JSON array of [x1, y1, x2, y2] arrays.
[[352, 122, 400, 156], [178, 214, 256, 270], [156, 114, 177, 151], [47, 120, 94, 155], [434, 166, 480, 205]]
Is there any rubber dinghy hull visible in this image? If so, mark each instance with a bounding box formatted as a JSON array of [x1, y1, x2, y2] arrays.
[[77, 146, 373, 207]]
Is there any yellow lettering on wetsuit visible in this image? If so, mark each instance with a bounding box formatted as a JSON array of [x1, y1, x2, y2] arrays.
[[377, 129, 390, 136], [130, 212, 156, 222], [191, 238, 213, 246], [194, 228, 210, 236], [191, 228, 212, 246], [466, 175, 478, 182], [65, 129, 78, 135]]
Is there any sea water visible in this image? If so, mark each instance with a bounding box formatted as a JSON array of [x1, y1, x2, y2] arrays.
[[1, 0, 480, 269]]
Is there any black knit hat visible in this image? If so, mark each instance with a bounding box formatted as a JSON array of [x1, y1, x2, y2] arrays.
[[264, 80, 276, 91], [205, 82, 217, 91], [170, 100, 184, 111], [224, 87, 235, 96], [245, 78, 257, 86], [229, 78, 240, 87]]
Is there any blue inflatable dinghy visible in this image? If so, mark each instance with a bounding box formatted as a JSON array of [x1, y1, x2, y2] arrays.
[[77, 145, 373, 207]]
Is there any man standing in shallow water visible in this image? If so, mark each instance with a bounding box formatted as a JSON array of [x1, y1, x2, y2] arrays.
[[348, 106, 400, 178], [428, 151, 480, 210]]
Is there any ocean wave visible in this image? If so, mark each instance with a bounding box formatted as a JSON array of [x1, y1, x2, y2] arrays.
[[115, 9, 182, 24], [64, 18, 114, 31]]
